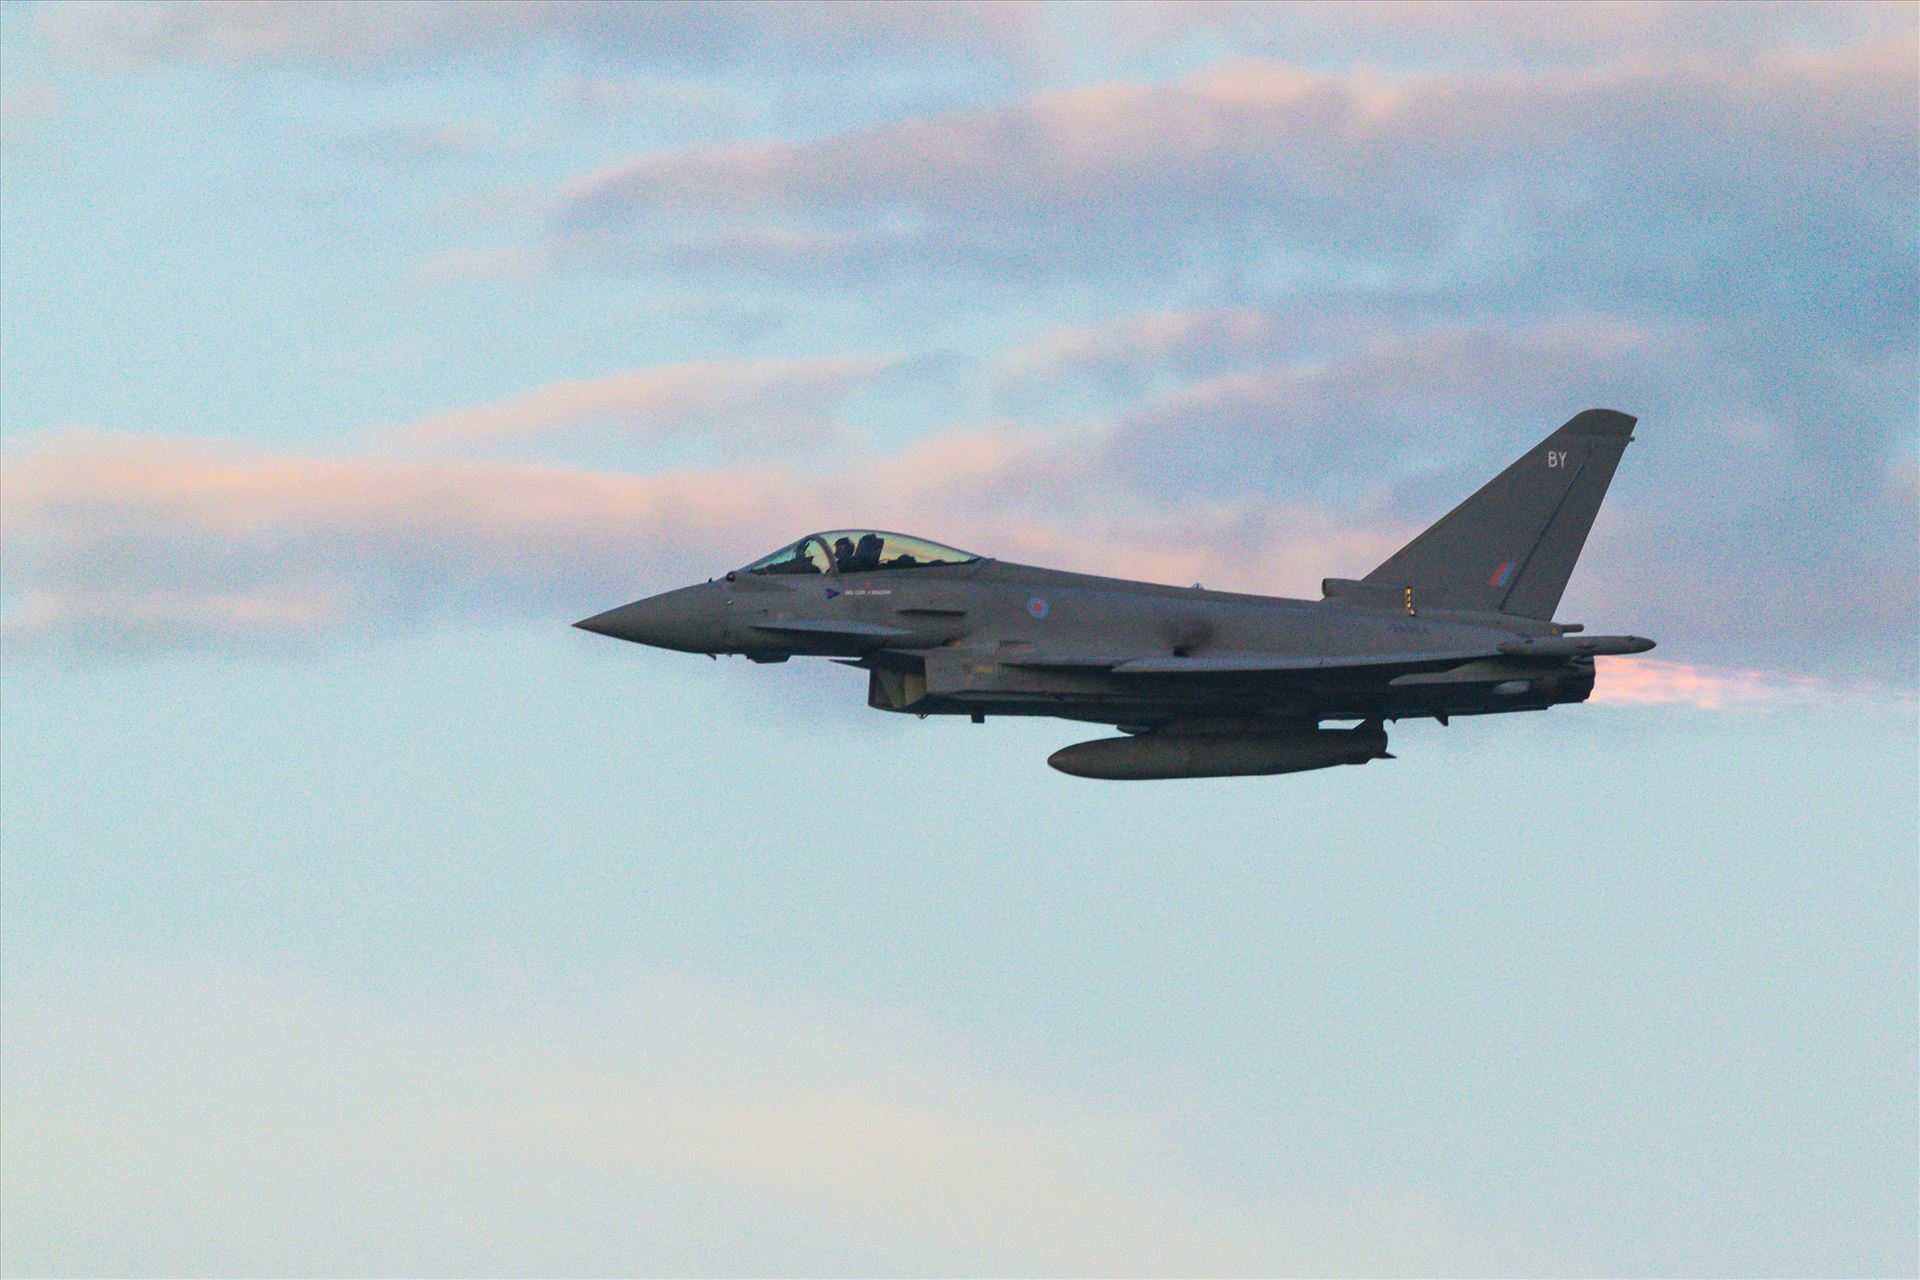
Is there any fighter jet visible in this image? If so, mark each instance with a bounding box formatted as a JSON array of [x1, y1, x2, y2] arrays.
[[576, 409, 1655, 779]]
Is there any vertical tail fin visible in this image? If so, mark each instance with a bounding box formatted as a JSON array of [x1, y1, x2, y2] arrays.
[[1362, 409, 1637, 619]]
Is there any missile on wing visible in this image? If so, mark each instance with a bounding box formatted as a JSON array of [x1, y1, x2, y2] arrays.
[[1497, 634, 1656, 658], [1047, 721, 1391, 781]]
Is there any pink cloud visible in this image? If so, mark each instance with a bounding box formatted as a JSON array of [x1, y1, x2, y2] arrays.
[[395, 355, 901, 450], [1000, 304, 1912, 688], [997, 307, 1288, 389], [1090, 313, 1690, 506], [1095, 0, 1911, 69], [1590, 657, 1825, 710], [0, 426, 1388, 653], [0, 429, 809, 650], [560, 41, 1914, 242], [6, 425, 1878, 715]]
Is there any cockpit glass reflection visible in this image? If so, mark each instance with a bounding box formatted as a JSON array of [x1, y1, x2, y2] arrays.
[[741, 537, 833, 575], [742, 531, 979, 576], [818, 531, 979, 573]]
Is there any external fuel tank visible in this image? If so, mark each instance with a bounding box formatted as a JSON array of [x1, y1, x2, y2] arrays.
[[1047, 721, 1390, 780]]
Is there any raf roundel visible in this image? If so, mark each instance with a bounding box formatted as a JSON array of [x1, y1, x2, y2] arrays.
[[1026, 595, 1050, 619]]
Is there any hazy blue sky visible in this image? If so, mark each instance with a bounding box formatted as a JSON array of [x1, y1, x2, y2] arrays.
[[2, 3, 1915, 1275]]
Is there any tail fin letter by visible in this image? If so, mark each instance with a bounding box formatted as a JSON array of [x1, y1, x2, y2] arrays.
[[1361, 408, 1637, 619]]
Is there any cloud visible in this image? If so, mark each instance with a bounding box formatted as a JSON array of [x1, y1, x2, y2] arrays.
[[418, 26, 1918, 642], [0, 425, 1394, 656], [1094, 1, 1914, 72], [997, 305, 1298, 400], [554, 41, 1917, 302], [0, 429, 801, 652], [1590, 658, 1827, 710], [393, 354, 904, 451], [44, 0, 1044, 77], [46, 1, 1907, 87], [1096, 314, 1688, 490], [987, 303, 1920, 684], [0, 956, 1551, 1275], [10, 402, 1908, 697]]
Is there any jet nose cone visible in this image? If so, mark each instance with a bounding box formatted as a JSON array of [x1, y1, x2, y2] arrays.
[[573, 601, 650, 640], [574, 585, 722, 652]]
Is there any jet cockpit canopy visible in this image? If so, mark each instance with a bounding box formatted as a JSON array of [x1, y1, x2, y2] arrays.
[[740, 530, 981, 576]]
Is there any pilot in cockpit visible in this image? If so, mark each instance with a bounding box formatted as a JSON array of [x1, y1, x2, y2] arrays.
[[833, 537, 856, 571]]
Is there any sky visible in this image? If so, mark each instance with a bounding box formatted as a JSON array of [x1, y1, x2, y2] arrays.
[[1, 2, 1915, 1275]]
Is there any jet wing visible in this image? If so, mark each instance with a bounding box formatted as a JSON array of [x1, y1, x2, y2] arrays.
[[1111, 649, 1494, 675], [1004, 648, 1495, 676]]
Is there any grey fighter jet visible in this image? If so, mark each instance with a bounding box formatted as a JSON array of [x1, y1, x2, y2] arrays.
[[577, 409, 1656, 779]]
